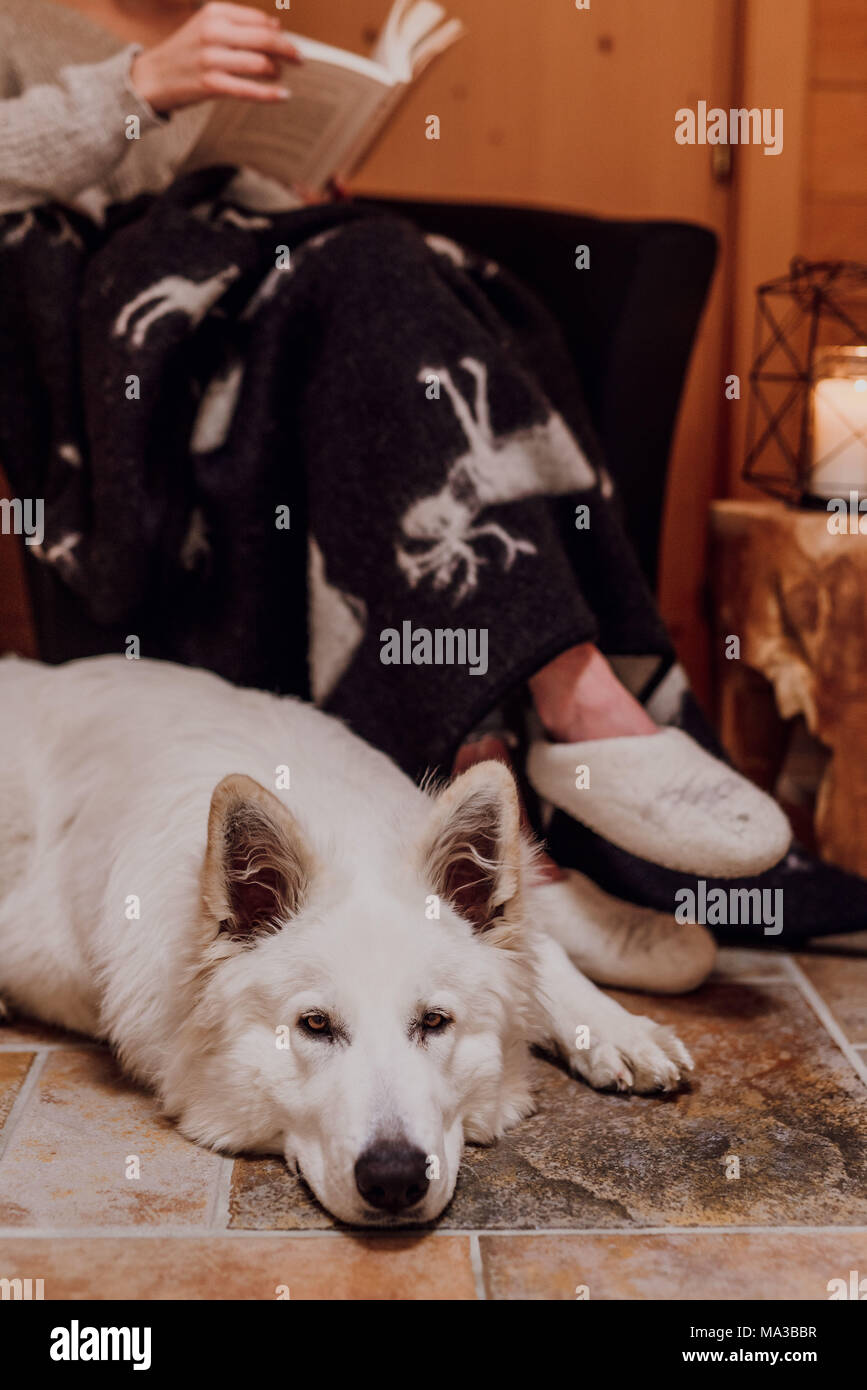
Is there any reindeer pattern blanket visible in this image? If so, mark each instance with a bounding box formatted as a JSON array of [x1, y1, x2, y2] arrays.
[[0, 168, 668, 775]]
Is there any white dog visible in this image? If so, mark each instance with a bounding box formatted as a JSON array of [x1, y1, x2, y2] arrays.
[[0, 655, 693, 1225]]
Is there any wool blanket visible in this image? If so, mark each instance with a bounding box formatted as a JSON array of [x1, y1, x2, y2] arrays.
[[0, 167, 668, 776]]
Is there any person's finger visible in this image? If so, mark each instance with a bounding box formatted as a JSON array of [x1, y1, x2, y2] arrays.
[[222, 24, 304, 62], [201, 46, 280, 79], [201, 71, 291, 101]]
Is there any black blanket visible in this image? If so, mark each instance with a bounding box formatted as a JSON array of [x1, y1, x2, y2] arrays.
[[0, 168, 668, 776]]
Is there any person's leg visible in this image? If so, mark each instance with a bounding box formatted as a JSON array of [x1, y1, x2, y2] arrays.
[[296, 214, 788, 889], [302, 215, 606, 777], [528, 642, 657, 742]]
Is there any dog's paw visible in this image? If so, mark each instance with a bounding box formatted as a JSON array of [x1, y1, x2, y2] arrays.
[[571, 1015, 693, 1094]]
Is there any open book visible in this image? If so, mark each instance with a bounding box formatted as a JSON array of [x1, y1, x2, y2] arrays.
[[185, 0, 465, 194]]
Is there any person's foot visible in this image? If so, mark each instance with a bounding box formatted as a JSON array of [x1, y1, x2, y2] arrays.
[[529, 643, 658, 742], [526, 643, 791, 877], [526, 725, 792, 877], [536, 869, 716, 994]]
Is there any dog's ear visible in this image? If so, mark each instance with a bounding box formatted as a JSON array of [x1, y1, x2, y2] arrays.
[[422, 760, 523, 937], [202, 774, 313, 943]]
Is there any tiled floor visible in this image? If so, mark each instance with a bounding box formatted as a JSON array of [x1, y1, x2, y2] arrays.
[[1, 939, 865, 1300]]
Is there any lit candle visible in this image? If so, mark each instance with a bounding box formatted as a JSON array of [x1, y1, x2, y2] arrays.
[[809, 346, 867, 500]]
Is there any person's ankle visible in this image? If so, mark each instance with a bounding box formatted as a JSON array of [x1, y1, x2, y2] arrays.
[[529, 644, 658, 743]]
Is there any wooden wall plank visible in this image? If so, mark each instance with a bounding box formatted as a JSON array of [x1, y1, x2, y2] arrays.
[[726, 0, 813, 498], [806, 90, 867, 198], [804, 198, 867, 260], [812, 0, 867, 86]]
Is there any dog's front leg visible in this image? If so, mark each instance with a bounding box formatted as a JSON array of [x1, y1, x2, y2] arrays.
[[530, 935, 693, 1093]]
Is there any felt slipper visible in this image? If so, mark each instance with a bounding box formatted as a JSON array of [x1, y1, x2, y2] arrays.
[[547, 814, 867, 944], [526, 727, 791, 877], [534, 867, 716, 994]]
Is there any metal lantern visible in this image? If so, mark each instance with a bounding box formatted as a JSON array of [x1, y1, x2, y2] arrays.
[[743, 259, 867, 506]]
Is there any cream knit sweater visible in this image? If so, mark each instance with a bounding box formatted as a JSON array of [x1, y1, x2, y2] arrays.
[[0, 0, 294, 217]]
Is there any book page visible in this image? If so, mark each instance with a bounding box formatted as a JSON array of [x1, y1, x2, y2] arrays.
[[373, 0, 464, 81], [184, 47, 395, 193]]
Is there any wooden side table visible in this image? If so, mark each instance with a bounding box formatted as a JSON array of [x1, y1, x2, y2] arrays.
[[710, 498, 867, 877]]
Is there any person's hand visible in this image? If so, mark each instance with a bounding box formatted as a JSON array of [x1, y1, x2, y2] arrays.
[[130, 2, 303, 115], [290, 178, 351, 205]]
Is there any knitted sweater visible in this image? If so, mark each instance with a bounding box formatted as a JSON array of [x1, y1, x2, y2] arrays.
[[0, 0, 294, 217]]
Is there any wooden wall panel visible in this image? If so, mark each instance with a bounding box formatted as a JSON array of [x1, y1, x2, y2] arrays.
[[802, 0, 867, 262], [804, 199, 867, 261], [727, 0, 812, 499], [807, 90, 867, 198], [257, 0, 734, 221], [812, 0, 867, 85]]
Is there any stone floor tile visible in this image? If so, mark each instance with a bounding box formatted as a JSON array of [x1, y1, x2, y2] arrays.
[[0, 1053, 33, 1131], [796, 933, 867, 1045], [480, 1230, 867, 1299], [0, 1015, 94, 1048], [0, 1234, 477, 1299], [0, 1050, 219, 1227]]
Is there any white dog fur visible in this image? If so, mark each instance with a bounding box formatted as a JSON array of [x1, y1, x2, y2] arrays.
[[0, 655, 693, 1225]]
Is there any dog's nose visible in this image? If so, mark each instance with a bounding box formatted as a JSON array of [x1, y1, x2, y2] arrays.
[[354, 1142, 430, 1214]]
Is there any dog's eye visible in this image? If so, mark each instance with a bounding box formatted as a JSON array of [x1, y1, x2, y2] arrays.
[[421, 1011, 451, 1032], [300, 1012, 332, 1037]]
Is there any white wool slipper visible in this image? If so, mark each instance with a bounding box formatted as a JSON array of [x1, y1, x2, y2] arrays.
[[526, 727, 791, 877], [534, 868, 717, 994]]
